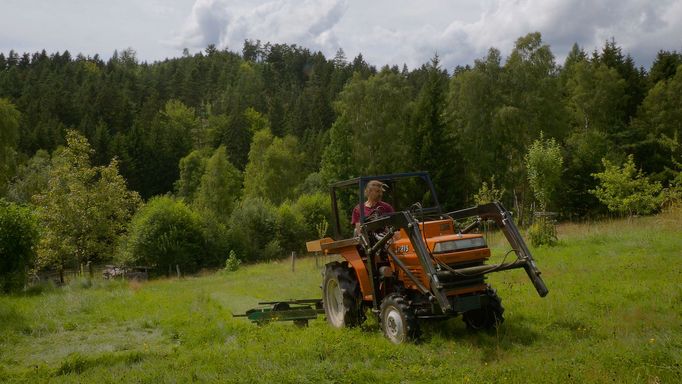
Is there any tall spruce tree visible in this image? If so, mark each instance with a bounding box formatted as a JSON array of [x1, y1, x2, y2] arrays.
[[410, 56, 466, 208], [0, 98, 20, 194]]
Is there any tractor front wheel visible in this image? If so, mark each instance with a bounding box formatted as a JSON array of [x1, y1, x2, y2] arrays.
[[323, 262, 364, 328], [462, 288, 505, 330], [380, 294, 419, 344]]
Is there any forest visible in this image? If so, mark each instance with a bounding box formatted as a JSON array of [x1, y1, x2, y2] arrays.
[[1, 32, 681, 290]]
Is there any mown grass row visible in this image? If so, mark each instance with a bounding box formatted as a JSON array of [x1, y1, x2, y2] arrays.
[[1, 209, 681, 383]]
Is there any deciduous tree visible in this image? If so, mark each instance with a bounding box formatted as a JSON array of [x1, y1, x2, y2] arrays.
[[175, 148, 211, 203], [525, 133, 564, 211], [0, 199, 39, 292], [590, 155, 663, 217], [193, 146, 242, 223], [33, 131, 140, 282], [243, 112, 304, 205]]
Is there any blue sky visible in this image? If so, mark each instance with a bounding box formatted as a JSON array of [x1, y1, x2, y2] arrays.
[[1, 0, 681, 70]]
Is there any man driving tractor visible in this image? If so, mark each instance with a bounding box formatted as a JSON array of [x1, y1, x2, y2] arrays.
[[351, 180, 394, 234]]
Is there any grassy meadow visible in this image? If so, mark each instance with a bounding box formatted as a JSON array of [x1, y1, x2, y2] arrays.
[[1, 208, 681, 383]]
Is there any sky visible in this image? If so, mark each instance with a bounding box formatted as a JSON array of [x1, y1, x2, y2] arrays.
[[1, 0, 681, 71]]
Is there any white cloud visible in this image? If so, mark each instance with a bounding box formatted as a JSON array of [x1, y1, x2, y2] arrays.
[[431, 0, 682, 68], [175, 0, 348, 54], [334, 0, 682, 70], [3, 0, 680, 68]]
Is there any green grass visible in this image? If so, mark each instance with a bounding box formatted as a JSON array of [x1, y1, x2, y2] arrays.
[[1, 208, 681, 383]]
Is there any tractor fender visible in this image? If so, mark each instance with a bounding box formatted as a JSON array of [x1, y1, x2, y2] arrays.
[[321, 239, 373, 301]]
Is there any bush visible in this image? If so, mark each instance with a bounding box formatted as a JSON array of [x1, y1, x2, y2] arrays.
[[227, 197, 281, 262], [197, 214, 230, 269], [228, 194, 333, 261], [527, 216, 558, 247], [591, 155, 663, 217], [275, 202, 306, 253], [662, 170, 682, 208], [525, 133, 563, 211], [292, 193, 333, 241], [118, 196, 206, 274], [473, 176, 505, 205], [224, 250, 241, 272], [0, 200, 39, 292], [297, 172, 326, 194], [274, 193, 333, 255]]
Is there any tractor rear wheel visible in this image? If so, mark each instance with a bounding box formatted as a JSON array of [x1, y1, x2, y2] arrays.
[[462, 288, 505, 330], [380, 294, 419, 344], [323, 262, 364, 328]]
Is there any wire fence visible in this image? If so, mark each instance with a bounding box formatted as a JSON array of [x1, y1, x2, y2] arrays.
[[28, 264, 153, 286]]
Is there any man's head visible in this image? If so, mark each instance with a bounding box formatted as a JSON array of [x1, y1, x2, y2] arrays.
[[364, 180, 388, 203]]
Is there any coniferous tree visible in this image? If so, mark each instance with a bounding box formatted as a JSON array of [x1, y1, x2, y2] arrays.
[[593, 39, 647, 123], [410, 56, 466, 208], [0, 98, 21, 194], [629, 64, 682, 182], [447, 48, 504, 199], [649, 50, 681, 85]]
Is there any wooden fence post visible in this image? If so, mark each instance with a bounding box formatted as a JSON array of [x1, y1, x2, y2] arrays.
[[291, 251, 296, 272]]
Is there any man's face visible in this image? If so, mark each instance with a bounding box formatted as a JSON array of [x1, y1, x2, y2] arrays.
[[367, 185, 383, 201]]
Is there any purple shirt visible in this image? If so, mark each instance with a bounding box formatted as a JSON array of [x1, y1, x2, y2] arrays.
[[351, 201, 394, 225]]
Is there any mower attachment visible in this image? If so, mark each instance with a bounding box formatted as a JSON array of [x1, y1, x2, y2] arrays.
[[235, 299, 324, 326]]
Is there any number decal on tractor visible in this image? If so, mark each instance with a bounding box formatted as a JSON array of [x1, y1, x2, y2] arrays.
[[397, 245, 409, 253]]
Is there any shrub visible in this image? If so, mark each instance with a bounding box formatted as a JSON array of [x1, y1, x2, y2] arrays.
[[297, 172, 326, 194], [528, 216, 558, 247], [0, 200, 39, 292], [662, 170, 682, 208], [227, 197, 281, 262], [224, 250, 241, 272], [293, 193, 333, 240], [275, 202, 306, 253], [263, 239, 283, 260], [118, 196, 206, 274], [473, 176, 505, 205], [197, 215, 230, 269], [274, 193, 333, 255], [590, 155, 663, 217], [525, 133, 563, 211]]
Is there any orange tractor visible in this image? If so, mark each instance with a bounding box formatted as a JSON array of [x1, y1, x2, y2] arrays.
[[309, 172, 548, 343]]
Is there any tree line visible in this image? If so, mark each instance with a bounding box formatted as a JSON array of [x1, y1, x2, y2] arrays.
[[1, 33, 680, 290]]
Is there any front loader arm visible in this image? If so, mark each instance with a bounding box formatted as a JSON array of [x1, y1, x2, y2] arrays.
[[362, 212, 453, 312], [446, 202, 549, 297]]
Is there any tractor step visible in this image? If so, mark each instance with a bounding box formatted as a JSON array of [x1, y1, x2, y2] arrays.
[[235, 299, 324, 326]]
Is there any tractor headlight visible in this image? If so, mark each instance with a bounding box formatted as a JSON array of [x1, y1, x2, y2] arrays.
[[433, 237, 487, 253]]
